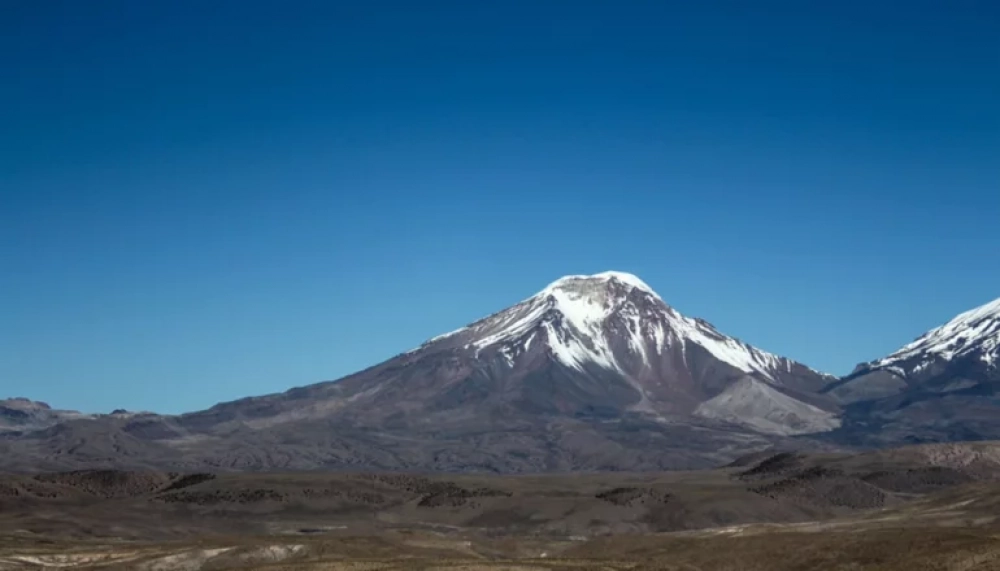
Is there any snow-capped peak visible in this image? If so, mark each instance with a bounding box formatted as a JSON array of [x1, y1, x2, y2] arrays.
[[873, 296, 1000, 369], [540, 271, 660, 299], [416, 271, 812, 383]]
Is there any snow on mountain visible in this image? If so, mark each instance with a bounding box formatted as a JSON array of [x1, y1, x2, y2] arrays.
[[0, 272, 850, 473], [419, 271, 820, 384], [872, 297, 1000, 370], [827, 297, 1000, 406], [546, 271, 661, 298]]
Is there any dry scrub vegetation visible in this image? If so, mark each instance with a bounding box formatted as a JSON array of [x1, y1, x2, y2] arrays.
[[6, 444, 1000, 569], [4, 526, 1000, 571]]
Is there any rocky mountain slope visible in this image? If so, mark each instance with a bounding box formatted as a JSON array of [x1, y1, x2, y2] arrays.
[[3, 273, 997, 473], [252, 271, 839, 435], [1, 272, 843, 472]]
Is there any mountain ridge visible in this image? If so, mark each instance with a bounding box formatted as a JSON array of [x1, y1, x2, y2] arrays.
[[2, 272, 998, 473]]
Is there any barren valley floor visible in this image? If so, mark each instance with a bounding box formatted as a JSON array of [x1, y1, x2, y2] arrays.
[[5, 443, 1000, 569]]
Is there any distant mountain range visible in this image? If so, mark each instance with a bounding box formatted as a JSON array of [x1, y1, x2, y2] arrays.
[[3, 272, 998, 473]]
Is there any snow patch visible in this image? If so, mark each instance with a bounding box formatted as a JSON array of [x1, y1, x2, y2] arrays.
[[670, 317, 788, 382]]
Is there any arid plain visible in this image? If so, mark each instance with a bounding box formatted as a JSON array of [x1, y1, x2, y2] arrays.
[[5, 442, 1000, 570]]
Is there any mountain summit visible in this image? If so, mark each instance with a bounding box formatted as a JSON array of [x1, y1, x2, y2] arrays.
[[421, 272, 824, 387]]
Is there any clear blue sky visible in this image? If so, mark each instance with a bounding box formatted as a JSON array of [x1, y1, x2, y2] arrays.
[[2, 0, 998, 414]]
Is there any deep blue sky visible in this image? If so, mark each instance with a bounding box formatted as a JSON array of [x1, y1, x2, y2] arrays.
[[2, 0, 998, 414]]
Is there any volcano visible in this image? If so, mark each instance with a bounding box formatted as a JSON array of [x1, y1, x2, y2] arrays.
[[2, 272, 848, 472]]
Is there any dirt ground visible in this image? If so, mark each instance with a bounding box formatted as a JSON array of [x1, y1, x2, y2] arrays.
[[5, 447, 1000, 569]]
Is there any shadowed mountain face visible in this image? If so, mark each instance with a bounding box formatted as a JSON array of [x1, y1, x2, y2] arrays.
[[0, 273, 842, 473]]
